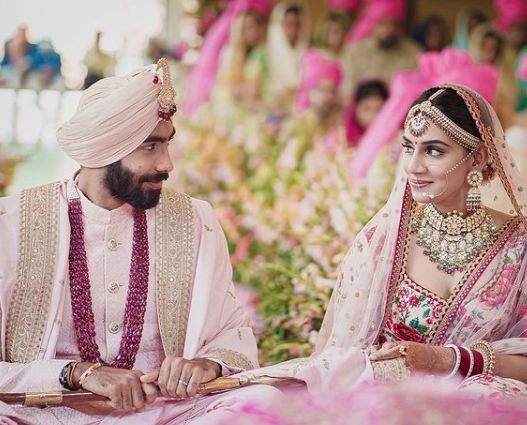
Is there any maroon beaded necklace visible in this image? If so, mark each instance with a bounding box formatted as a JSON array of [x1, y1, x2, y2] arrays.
[[67, 189, 149, 369]]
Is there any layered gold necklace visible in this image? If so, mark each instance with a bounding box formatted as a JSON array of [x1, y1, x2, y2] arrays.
[[410, 204, 498, 274]]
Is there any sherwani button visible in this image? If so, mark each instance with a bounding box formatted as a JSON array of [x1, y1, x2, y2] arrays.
[[109, 322, 121, 333], [108, 282, 119, 293], [107, 239, 118, 251]]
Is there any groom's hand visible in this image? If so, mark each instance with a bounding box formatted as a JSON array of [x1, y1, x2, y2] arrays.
[[141, 356, 221, 399]]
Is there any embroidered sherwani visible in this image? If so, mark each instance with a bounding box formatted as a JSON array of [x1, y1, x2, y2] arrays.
[[0, 180, 261, 424]]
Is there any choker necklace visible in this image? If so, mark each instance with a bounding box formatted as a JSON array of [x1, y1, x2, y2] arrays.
[[67, 187, 149, 369], [410, 204, 498, 274]]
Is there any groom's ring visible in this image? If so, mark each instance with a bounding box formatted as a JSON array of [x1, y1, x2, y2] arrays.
[[178, 379, 189, 387]]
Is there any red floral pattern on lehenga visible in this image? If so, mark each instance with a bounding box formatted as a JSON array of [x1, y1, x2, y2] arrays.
[[381, 275, 446, 343]]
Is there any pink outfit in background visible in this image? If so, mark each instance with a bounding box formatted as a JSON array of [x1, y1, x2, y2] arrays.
[[347, 0, 406, 43], [295, 50, 343, 113], [350, 49, 499, 178], [183, 0, 274, 117], [494, 0, 527, 33]]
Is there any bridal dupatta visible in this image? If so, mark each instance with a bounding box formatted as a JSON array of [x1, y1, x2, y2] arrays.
[[243, 84, 527, 394]]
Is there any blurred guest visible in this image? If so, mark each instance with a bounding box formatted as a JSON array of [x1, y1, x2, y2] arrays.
[[341, 0, 420, 101], [184, 0, 274, 116], [83, 31, 116, 89], [452, 7, 488, 50], [275, 49, 344, 169], [0, 25, 39, 88], [213, 9, 270, 111], [494, 0, 527, 54], [315, 12, 352, 59], [344, 80, 389, 147], [268, 3, 310, 110], [469, 23, 517, 128], [32, 40, 62, 90], [413, 15, 449, 52]]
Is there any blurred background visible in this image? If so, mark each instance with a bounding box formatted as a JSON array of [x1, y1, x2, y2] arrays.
[[2, 0, 527, 364]]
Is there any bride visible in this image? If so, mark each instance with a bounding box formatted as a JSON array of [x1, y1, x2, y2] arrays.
[[243, 83, 527, 397]]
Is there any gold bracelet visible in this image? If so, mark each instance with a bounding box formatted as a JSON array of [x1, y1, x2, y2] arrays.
[[67, 361, 80, 390], [470, 340, 495, 375], [78, 362, 102, 388]]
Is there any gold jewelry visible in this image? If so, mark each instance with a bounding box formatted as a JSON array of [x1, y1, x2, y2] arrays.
[[411, 204, 498, 274], [405, 89, 481, 151], [67, 361, 80, 390], [78, 362, 102, 388], [466, 170, 483, 211], [155, 58, 177, 120], [398, 345, 408, 356], [470, 340, 495, 375]]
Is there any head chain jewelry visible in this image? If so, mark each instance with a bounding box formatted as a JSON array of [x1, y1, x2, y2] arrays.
[[404, 88, 481, 152]]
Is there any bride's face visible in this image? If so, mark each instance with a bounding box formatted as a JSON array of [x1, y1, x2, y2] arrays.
[[401, 122, 475, 208]]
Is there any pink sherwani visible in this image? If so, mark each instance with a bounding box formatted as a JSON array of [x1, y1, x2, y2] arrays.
[[0, 180, 266, 424]]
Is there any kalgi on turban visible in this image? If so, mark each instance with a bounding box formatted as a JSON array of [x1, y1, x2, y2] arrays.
[[57, 58, 177, 168]]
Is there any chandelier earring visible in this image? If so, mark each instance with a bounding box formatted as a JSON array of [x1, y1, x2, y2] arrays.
[[466, 170, 483, 211]]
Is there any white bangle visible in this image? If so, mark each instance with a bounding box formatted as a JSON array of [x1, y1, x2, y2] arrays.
[[461, 346, 474, 378], [444, 344, 461, 379]]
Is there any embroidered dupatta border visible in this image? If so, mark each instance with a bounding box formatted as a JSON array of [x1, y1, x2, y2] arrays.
[[379, 183, 415, 335], [6, 182, 60, 362], [430, 216, 521, 345], [156, 190, 195, 357]]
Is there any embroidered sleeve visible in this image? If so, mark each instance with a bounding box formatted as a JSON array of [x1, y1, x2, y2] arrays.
[[204, 349, 256, 373]]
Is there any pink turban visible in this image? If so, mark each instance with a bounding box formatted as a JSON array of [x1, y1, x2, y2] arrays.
[[57, 62, 175, 168], [494, 0, 527, 32], [184, 0, 274, 116], [327, 0, 361, 13], [296, 50, 343, 112], [347, 0, 406, 42], [350, 48, 499, 177]]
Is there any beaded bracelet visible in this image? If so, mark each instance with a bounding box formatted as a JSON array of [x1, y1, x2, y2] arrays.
[[444, 344, 461, 379], [78, 362, 102, 388], [470, 340, 495, 375]]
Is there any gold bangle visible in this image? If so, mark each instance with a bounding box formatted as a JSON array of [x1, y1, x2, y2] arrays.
[[67, 361, 80, 390], [78, 362, 102, 388], [470, 340, 495, 375]]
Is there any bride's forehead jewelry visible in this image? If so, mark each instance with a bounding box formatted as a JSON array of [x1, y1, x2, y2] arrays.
[[404, 89, 481, 152]]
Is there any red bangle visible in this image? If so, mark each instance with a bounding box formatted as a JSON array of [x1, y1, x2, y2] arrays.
[[471, 349, 484, 376], [458, 346, 471, 378]]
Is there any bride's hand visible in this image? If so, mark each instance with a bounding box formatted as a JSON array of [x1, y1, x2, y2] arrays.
[[369, 341, 455, 376], [368, 342, 405, 361]]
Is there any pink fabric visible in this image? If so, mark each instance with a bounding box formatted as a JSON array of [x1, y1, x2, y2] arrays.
[[183, 0, 274, 117], [347, 0, 406, 43], [57, 65, 163, 168], [327, 0, 361, 13], [296, 50, 343, 112], [343, 104, 365, 147], [350, 48, 499, 177], [494, 0, 527, 33]]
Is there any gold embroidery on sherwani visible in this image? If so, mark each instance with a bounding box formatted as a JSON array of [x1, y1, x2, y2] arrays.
[[156, 190, 194, 357], [205, 348, 255, 370], [7, 182, 60, 362]]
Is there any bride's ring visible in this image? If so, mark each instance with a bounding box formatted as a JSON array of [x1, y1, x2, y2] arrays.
[[178, 379, 189, 387]]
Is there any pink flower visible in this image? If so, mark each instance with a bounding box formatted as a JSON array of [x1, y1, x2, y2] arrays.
[[479, 264, 518, 309], [409, 295, 420, 308]]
